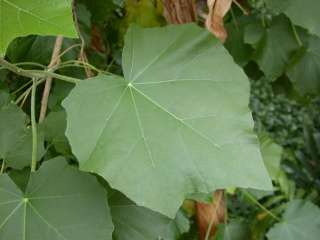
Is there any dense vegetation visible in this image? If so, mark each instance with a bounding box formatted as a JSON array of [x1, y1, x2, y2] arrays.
[[0, 0, 319, 239]]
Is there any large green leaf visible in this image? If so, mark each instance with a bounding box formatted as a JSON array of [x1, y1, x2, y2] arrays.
[[0, 157, 114, 239], [63, 24, 272, 217], [0, 0, 77, 55], [267, 200, 320, 240], [285, 0, 320, 37], [109, 189, 189, 240]]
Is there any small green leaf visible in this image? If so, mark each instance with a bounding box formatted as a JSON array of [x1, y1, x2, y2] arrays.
[[244, 23, 265, 47], [253, 15, 299, 80], [285, 0, 320, 37], [215, 221, 250, 240], [109, 189, 189, 240], [225, 18, 253, 66], [63, 24, 272, 217], [287, 35, 320, 95], [0, 92, 27, 164], [259, 134, 283, 181], [0, 157, 114, 239], [267, 200, 320, 240], [5, 127, 45, 169], [41, 110, 70, 155], [0, 91, 44, 169], [0, 0, 77, 55], [264, 0, 290, 14]]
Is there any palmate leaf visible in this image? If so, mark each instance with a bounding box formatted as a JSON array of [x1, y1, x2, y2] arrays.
[[0, 0, 77, 55], [109, 189, 189, 240], [267, 200, 320, 240], [0, 157, 114, 240], [284, 0, 320, 38], [63, 24, 272, 217]]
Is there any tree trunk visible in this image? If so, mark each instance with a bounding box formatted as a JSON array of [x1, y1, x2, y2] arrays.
[[162, 0, 197, 24]]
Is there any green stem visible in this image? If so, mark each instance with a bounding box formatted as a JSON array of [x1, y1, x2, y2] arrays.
[[14, 62, 46, 69], [230, 8, 239, 31], [232, 0, 249, 15], [242, 190, 281, 221], [0, 160, 5, 174], [12, 79, 33, 95], [15, 79, 45, 105], [291, 22, 303, 46], [31, 78, 38, 172], [0, 58, 81, 84]]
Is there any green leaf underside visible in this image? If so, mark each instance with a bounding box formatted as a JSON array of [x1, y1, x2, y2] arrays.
[[285, 0, 320, 38], [0, 0, 77, 55], [0, 158, 113, 240], [267, 200, 320, 240], [109, 189, 189, 240], [63, 24, 272, 217]]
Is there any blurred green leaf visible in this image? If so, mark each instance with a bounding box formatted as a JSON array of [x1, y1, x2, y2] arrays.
[[124, 0, 164, 27], [264, 0, 290, 14], [267, 200, 320, 240], [259, 134, 283, 180], [254, 15, 299, 80], [215, 221, 251, 240], [244, 23, 265, 47], [225, 17, 254, 66], [285, 0, 320, 37], [287, 35, 320, 95]]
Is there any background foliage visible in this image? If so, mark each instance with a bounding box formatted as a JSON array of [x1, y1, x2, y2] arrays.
[[0, 0, 320, 239]]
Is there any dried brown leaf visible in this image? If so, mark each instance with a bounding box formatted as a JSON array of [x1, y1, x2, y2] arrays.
[[196, 190, 225, 240], [205, 0, 232, 42]]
